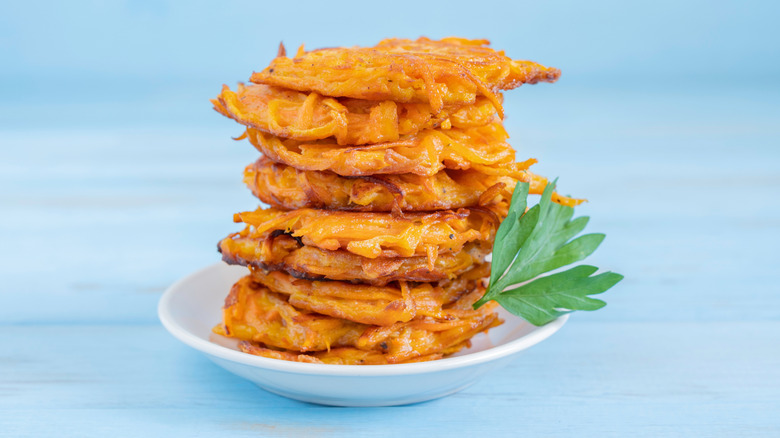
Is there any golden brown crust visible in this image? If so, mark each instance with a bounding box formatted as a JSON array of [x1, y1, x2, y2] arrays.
[[212, 83, 499, 145], [250, 37, 560, 116], [224, 207, 500, 259], [219, 231, 491, 285]]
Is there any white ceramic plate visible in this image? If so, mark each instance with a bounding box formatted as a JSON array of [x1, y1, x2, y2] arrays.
[[158, 263, 568, 406]]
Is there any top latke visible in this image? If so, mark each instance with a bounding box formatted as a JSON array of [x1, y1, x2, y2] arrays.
[[251, 37, 560, 116]]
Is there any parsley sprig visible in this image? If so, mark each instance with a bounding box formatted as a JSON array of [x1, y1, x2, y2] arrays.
[[473, 180, 623, 325]]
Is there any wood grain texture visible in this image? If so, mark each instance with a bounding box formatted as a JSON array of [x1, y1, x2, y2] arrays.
[[1, 85, 779, 437]]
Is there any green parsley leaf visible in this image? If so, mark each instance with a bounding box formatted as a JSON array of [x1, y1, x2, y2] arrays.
[[474, 180, 623, 325], [495, 265, 623, 326]]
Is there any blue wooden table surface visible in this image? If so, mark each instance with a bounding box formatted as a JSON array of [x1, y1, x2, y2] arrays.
[[2, 82, 778, 437]]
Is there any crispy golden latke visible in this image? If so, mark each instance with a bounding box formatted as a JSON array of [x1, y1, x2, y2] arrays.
[[246, 263, 490, 325], [219, 231, 491, 285], [212, 83, 498, 145], [244, 158, 584, 212], [214, 275, 501, 363], [226, 207, 499, 259], [251, 37, 560, 116], [242, 122, 537, 177]]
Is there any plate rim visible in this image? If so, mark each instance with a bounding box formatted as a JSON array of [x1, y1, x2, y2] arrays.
[[158, 262, 568, 377]]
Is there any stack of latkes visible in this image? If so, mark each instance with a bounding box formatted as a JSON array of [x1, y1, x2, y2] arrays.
[[211, 37, 579, 365]]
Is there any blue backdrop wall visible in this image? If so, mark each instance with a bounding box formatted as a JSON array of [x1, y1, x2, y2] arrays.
[[2, 0, 777, 129]]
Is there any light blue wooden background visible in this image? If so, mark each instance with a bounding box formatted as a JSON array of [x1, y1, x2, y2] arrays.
[[2, 1, 779, 436]]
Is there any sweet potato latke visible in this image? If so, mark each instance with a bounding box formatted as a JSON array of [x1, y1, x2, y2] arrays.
[[214, 275, 500, 364], [212, 83, 499, 145], [246, 263, 490, 325], [211, 36, 572, 364], [244, 158, 583, 213], [220, 231, 491, 285], [242, 122, 537, 177], [223, 207, 499, 259], [250, 37, 560, 116]]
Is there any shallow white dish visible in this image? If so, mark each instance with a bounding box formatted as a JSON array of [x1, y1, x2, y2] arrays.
[[158, 262, 568, 407]]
